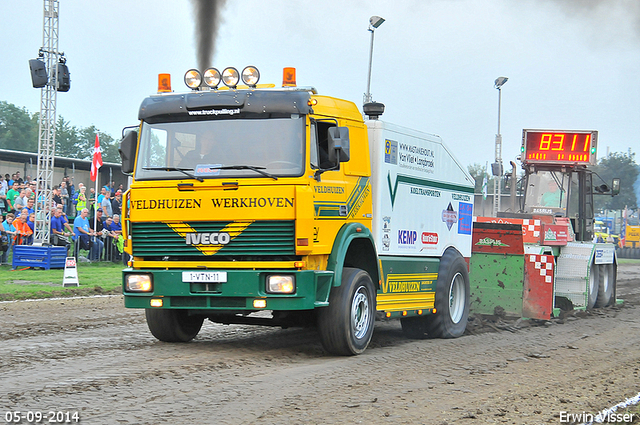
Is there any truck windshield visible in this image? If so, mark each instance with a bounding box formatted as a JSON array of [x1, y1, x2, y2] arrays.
[[134, 116, 305, 180], [524, 170, 570, 215]]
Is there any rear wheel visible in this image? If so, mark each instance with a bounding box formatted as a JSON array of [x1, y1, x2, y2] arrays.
[[427, 249, 470, 338], [594, 264, 615, 307], [587, 262, 599, 309], [317, 268, 376, 355], [145, 309, 204, 342]]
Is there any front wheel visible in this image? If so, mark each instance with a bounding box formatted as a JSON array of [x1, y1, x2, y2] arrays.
[[427, 249, 470, 338], [145, 309, 204, 342], [317, 268, 376, 355]]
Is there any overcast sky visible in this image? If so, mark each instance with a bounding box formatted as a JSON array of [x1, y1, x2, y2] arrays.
[[1, 0, 639, 170]]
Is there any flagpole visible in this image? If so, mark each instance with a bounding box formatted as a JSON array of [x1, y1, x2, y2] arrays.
[[90, 133, 103, 254], [94, 164, 99, 234]]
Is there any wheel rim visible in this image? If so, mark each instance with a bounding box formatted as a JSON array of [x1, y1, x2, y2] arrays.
[[449, 272, 465, 324], [351, 285, 370, 340]]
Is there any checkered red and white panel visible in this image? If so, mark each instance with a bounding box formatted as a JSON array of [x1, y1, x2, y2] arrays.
[[523, 219, 541, 238], [529, 254, 554, 283]]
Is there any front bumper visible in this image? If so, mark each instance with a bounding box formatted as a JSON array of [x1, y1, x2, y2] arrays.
[[123, 268, 334, 311]]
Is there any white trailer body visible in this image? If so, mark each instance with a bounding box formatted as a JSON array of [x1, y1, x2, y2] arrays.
[[367, 120, 475, 258]]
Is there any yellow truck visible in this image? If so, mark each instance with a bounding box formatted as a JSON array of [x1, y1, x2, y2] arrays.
[[119, 67, 475, 355]]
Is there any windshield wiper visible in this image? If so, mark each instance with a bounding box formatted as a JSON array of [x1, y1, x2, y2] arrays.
[[216, 165, 278, 180], [143, 166, 204, 182]]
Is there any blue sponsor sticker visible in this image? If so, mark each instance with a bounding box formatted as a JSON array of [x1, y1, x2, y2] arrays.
[[385, 140, 398, 164], [458, 202, 473, 235]]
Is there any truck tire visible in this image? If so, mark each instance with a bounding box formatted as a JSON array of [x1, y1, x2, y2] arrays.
[[426, 249, 470, 339], [317, 267, 376, 355], [594, 264, 614, 308], [145, 309, 204, 342], [587, 262, 599, 309]]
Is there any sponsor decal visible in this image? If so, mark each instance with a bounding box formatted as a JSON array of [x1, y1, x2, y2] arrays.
[[545, 228, 557, 241], [410, 186, 441, 197], [458, 202, 473, 235], [442, 203, 457, 230], [347, 179, 370, 218], [384, 139, 398, 164], [211, 197, 294, 208], [186, 232, 230, 245], [532, 207, 553, 214], [398, 142, 435, 174], [381, 273, 438, 293], [187, 108, 241, 116], [398, 230, 418, 245], [452, 193, 471, 201], [194, 164, 222, 177], [382, 233, 390, 251], [131, 199, 202, 210], [314, 185, 345, 194], [475, 237, 509, 247], [421, 232, 438, 244], [382, 216, 391, 233]]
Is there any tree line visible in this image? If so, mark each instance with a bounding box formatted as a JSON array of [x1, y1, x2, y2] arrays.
[[0, 101, 120, 163]]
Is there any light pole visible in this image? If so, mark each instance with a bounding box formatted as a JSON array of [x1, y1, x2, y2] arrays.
[[492, 76, 508, 216], [364, 15, 384, 104]]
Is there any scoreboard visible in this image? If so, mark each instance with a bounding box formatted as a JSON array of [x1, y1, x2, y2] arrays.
[[521, 130, 597, 165]]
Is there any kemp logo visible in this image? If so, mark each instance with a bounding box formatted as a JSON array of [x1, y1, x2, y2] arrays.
[[421, 232, 438, 245], [185, 232, 231, 245], [398, 230, 417, 245], [442, 203, 457, 231]]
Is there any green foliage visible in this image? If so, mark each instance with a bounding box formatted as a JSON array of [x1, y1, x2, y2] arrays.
[[468, 163, 493, 194], [0, 101, 38, 152], [0, 101, 120, 162], [592, 152, 639, 210]]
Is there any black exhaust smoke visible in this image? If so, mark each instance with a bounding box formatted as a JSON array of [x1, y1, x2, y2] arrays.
[[191, 0, 227, 72]]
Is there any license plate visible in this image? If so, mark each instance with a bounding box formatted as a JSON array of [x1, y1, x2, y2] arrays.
[[182, 271, 228, 283]]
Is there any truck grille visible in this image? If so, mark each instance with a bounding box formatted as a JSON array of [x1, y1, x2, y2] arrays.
[[131, 220, 296, 259]]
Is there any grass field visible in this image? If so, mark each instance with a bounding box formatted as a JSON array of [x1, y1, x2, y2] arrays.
[[0, 261, 123, 301]]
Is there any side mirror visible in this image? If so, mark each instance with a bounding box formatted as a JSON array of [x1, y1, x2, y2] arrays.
[[327, 126, 350, 164], [611, 178, 620, 196], [119, 130, 138, 175]]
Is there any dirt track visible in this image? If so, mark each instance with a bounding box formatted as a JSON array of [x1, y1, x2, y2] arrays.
[[1, 262, 639, 425]]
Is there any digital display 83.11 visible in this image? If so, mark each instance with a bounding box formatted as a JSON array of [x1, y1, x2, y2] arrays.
[[522, 129, 598, 165]]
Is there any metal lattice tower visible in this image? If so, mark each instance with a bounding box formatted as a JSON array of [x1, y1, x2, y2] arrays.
[[34, 0, 60, 245]]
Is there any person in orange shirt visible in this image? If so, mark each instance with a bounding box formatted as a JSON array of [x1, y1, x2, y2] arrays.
[[13, 210, 33, 245]]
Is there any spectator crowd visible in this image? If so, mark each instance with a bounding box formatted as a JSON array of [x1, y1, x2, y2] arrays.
[[1, 171, 125, 266]]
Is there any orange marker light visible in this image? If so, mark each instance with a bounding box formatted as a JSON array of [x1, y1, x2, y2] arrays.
[[282, 67, 296, 87], [158, 73, 171, 93]]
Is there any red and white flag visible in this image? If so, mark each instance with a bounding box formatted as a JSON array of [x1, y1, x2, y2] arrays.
[[90, 134, 103, 182]]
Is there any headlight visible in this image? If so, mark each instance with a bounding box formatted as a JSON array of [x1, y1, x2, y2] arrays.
[[222, 67, 239, 88], [184, 69, 202, 89], [266, 275, 295, 294], [203, 67, 221, 88], [241, 66, 260, 87], [125, 274, 153, 292]]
